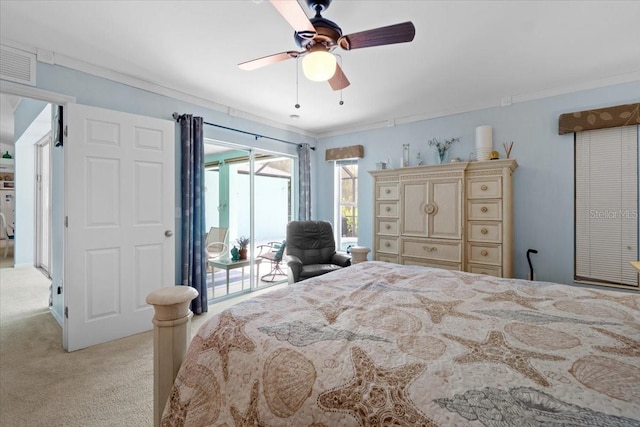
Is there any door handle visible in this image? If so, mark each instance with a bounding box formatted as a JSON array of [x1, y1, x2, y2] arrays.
[[165, 230, 173, 237]]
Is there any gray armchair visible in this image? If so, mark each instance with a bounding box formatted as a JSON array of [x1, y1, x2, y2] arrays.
[[286, 220, 351, 283]]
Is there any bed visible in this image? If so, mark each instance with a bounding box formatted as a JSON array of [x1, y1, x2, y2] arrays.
[[160, 261, 640, 426]]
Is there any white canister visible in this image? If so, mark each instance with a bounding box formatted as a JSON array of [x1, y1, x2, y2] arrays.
[[475, 125, 493, 160]]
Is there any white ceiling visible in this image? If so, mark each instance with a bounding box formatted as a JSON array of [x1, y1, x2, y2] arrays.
[[0, 0, 639, 139]]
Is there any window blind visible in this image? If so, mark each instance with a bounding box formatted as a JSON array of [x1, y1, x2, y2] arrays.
[[575, 126, 638, 287]]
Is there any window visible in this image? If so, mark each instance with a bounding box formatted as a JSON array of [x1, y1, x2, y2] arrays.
[[575, 126, 638, 287], [334, 160, 358, 252]]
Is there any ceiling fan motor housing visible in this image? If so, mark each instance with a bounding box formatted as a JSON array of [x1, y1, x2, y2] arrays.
[[295, 16, 342, 50]]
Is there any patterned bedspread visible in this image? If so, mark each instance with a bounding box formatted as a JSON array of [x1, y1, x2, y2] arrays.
[[162, 261, 640, 426]]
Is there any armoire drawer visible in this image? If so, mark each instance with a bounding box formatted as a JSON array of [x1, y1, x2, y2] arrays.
[[376, 253, 398, 264], [468, 200, 502, 220], [377, 201, 399, 217], [467, 221, 502, 243], [377, 183, 399, 200], [377, 219, 399, 236], [467, 243, 502, 265], [402, 239, 461, 263], [403, 258, 461, 271], [467, 177, 502, 199], [468, 263, 502, 277], [377, 237, 399, 254]]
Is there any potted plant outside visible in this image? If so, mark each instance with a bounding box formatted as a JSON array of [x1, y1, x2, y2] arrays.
[[235, 236, 250, 260]]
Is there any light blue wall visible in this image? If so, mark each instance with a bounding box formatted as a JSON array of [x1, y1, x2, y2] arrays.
[[21, 61, 640, 287], [315, 81, 640, 285], [13, 98, 47, 143], [30, 62, 315, 284]]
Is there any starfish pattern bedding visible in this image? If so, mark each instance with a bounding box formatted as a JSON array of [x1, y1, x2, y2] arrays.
[[162, 261, 640, 426]]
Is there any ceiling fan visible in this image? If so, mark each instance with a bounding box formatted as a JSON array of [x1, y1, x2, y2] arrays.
[[239, 0, 415, 91]]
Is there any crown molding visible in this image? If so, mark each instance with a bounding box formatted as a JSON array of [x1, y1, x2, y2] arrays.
[[317, 71, 640, 139], [4, 38, 637, 142], [52, 52, 318, 140], [1, 38, 317, 140]]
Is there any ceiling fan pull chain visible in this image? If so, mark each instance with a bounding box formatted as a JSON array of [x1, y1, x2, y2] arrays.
[[337, 54, 344, 105], [295, 57, 301, 109]]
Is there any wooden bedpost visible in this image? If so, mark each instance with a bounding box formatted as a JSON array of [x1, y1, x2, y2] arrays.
[[146, 286, 198, 427], [350, 246, 371, 264]]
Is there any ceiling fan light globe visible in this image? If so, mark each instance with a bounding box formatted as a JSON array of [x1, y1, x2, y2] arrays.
[[302, 51, 336, 82]]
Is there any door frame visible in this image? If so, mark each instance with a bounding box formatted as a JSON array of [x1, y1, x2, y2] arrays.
[[35, 131, 52, 276], [1, 81, 75, 329]]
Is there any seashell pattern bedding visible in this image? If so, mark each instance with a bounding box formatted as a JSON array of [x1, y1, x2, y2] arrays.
[[162, 261, 640, 426]]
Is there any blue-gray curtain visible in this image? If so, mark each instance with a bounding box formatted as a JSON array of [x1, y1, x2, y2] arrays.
[[298, 143, 312, 220], [180, 115, 207, 314]]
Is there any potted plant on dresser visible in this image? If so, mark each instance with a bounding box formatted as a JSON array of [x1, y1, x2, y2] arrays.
[[236, 236, 250, 260]]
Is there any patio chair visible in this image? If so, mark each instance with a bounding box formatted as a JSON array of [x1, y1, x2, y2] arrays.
[[0, 212, 14, 259], [205, 226, 229, 262], [257, 240, 287, 282]]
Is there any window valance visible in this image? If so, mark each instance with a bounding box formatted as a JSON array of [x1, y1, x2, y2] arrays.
[[558, 102, 639, 135], [325, 145, 364, 161]]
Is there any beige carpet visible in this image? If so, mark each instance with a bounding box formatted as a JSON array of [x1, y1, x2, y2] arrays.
[[0, 266, 283, 426]]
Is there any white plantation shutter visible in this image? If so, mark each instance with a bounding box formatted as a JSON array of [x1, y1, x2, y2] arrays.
[[575, 126, 638, 287]]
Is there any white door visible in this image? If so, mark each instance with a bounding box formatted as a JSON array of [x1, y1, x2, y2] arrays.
[[64, 104, 175, 351]]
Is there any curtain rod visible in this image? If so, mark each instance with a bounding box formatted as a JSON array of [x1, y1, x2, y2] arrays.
[[172, 112, 315, 150]]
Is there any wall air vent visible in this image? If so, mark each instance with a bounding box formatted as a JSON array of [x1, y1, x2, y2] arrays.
[[0, 44, 36, 86]]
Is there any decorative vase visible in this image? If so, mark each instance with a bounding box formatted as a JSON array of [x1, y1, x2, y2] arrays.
[[239, 248, 247, 260], [436, 150, 449, 164], [230, 246, 239, 261]]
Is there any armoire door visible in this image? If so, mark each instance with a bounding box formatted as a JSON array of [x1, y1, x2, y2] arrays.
[[428, 178, 462, 239], [401, 180, 429, 237], [401, 177, 461, 239]]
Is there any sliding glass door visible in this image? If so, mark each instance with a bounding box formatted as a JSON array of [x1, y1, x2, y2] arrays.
[[204, 141, 293, 300]]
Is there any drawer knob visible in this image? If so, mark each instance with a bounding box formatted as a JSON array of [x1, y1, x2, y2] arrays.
[[385, 224, 391, 230], [481, 228, 488, 235], [481, 250, 488, 256], [481, 184, 488, 191], [385, 242, 391, 248], [385, 206, 391, 212], [481, 206, 488, 213], [385, 188, 391, 194], [423, 246, 437, 252]]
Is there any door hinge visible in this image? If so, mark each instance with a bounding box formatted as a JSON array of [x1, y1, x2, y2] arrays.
[[65, 216, 68, 228], [64, 125, 68, 137], [64, 306, 68, 318]]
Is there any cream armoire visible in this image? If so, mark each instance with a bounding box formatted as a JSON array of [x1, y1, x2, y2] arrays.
[[370, 159, 518, 277]]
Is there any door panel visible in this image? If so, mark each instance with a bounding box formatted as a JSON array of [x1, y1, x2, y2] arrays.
[[64, 103, 175, 351], [401, 181, 428, 236], [430, 179, 462, 239]]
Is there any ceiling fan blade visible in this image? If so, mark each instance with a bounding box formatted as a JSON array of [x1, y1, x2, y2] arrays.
[[238, 51, 300, 71], [328, 63, 350, 91], [269, 0, 316, 40], [338, 21, 415, 50]]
